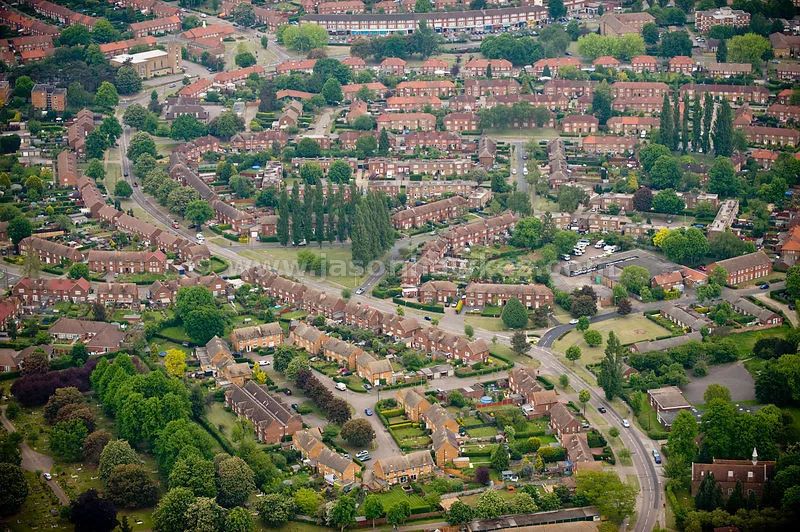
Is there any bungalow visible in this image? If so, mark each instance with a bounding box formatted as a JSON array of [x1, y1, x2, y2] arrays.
[[48, 318, 125, 355], [730, 297, 782, 326], [647, 386, 692, 428]]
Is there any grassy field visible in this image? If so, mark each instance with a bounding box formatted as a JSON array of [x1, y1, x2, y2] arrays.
[[466, 425, 498, 438], [553, 315, 673, 365], [487, 127, 560, 141], [238, 245, 369, 289], [465, 315, 506, 332], [158, 325, 192, 343], [359, 486, 431, 515]]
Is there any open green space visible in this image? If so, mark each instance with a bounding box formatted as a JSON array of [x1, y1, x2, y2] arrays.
[[158, 325, 192, 344], [238, 245, 369, 289], [358, 486, 432, 515], [553, 315, 673, 365]]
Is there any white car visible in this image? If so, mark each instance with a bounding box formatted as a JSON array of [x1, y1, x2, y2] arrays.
[[258, 360, 269, 367], [43, 473, 52, 481], [569, 318, 579, 325], [594, 240, 605, 249], [622, 419, 630, 428], [512, 168, 517, 174], [578, 239, 590, 246]]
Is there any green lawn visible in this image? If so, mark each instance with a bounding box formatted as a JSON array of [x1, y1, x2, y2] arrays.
[[238, 245, 369, 289], [728, 325, 791, 356], [359, 486, 431, 515], [465, 315, 507, 332], [10, 471, 66, 531], [158, 325, 192, 343], [466, 425, 498, 438], [553, 314, 674, 365]]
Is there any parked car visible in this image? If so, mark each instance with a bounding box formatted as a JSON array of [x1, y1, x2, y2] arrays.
[[760, 283, 770, 289], [622, 419, 630, 428], [569, 318, 579, 325], [424, 316, 432, 321], [291, 404, 299, 411], [364, 408, 373, 416], [652, 450, 662, 464], [283, 389, 292, 396], [258, 360, 268, 367], [597, 406, 607, 413], [363, 383, 372, 390], [43, 473, 52, 481]]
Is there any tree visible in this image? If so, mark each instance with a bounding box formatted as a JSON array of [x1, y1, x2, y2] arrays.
[[649, 156, 682, 190], [208, 111, 244, 140], [464, 324, 475, 339], [115, 66, 142, 95], [164, 349, 187, 377], [256, 494, 294, 527], [707, 157, 738, 196], [0, 134, 20, 154], [8, 216, 32, 251], [341, 418, 376, 447], [659, 31, 693, 57], [216, 455, 255, 508], [620, 265, 651, 294], [668, 410, 699, 473], [617, 298, 632, 315], [185, 497, 226, 532], [329, 495, 357, 532], [597, 331, 624, 400], [727, 33, 770, 67], [566, 345, 582, 364], [281, 23, 329, 52], [127, 132, 156, 161], [184, 200, 214, 230], [575, 471, 637, 523], [83, 430, 112, 464], [230, 174, 255, 198], [50, 418, 89, 462], [578, 389, 590, 415], [184, 307, 225, 345], [652, 189, 685, 214], [583, 329, 602, 347], [95, 81, 119, 108], [501, 298, 528, 329], [106, 464, 158, 508], [548, 0, 566, 19], [704, 383, 731, 404], [153, 487, 195, 532], [235, 51, 256, 68], [170, 114, 207, 141], [716, 38, 728, 62], [226, 507, 254, 532], [442, 500, 473, 524], [328, 160, 353, 184], [60, 24, 91, 46], [387, 501, 411, 527], [322, 78, 344, 104], [114, 180, 133, 199], [0, 463, 27, 516], [511, 330, 531, 356], [292, 488, 323, 517], [510, 217, 544, 248], [642, 22, 660, 45], [476, 489, 508, 519], [712, 100, 733, 157], [490, 444, 510, 476], [660, 93, 675, 150], [70, 490, 117, 532], [99, 439, 140, 483], [632, 187, 653, 212], [358, 494, 384, 528], [66, 261, 90, 280], [695, 472, 723, 511], [591, 83, 613, 125]]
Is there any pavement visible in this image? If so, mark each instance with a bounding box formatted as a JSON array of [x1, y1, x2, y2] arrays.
[[1, 405, 70, 506]]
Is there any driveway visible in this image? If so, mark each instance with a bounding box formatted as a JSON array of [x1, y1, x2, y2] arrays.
[[1, 406, 70, 505], [683, 361, 755, 404]]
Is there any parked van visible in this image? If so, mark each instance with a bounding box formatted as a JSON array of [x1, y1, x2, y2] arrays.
[[335, 382, 347, 391]]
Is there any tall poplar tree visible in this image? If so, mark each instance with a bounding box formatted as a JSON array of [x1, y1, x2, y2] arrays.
[[660, 94, 674, 150], [672, 90, 680, 151], [291, 186, 303, 245], [314, 183, 325, 246], [277, 189, 289, 246], [691, 95, 702, 152], [702, 93, 714, 154], [712, 99, 733, 157], [681, 93, 690, 153]]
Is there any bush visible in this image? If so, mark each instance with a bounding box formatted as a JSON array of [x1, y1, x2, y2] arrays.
[[392, 298, 445, 313]]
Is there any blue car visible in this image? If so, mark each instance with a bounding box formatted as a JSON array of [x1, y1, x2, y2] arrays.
[[364, 408, 373, 416]]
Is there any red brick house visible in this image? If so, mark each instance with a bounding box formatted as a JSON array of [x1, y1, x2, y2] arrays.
[[561, 114, 599, 135], [226, 382, 302, 444]]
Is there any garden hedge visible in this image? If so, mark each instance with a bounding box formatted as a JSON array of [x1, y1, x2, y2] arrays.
[[391, 298, 444, 313]]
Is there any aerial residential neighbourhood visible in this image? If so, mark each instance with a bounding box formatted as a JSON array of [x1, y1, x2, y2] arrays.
[[0, 0, 800, 531]]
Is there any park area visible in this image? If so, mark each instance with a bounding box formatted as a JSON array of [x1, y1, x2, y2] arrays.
[[553, 314, 674, 366], [238, 245, 368, 289]]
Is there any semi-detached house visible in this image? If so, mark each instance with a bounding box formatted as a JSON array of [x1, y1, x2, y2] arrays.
[[225, 381, 302, 444]]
